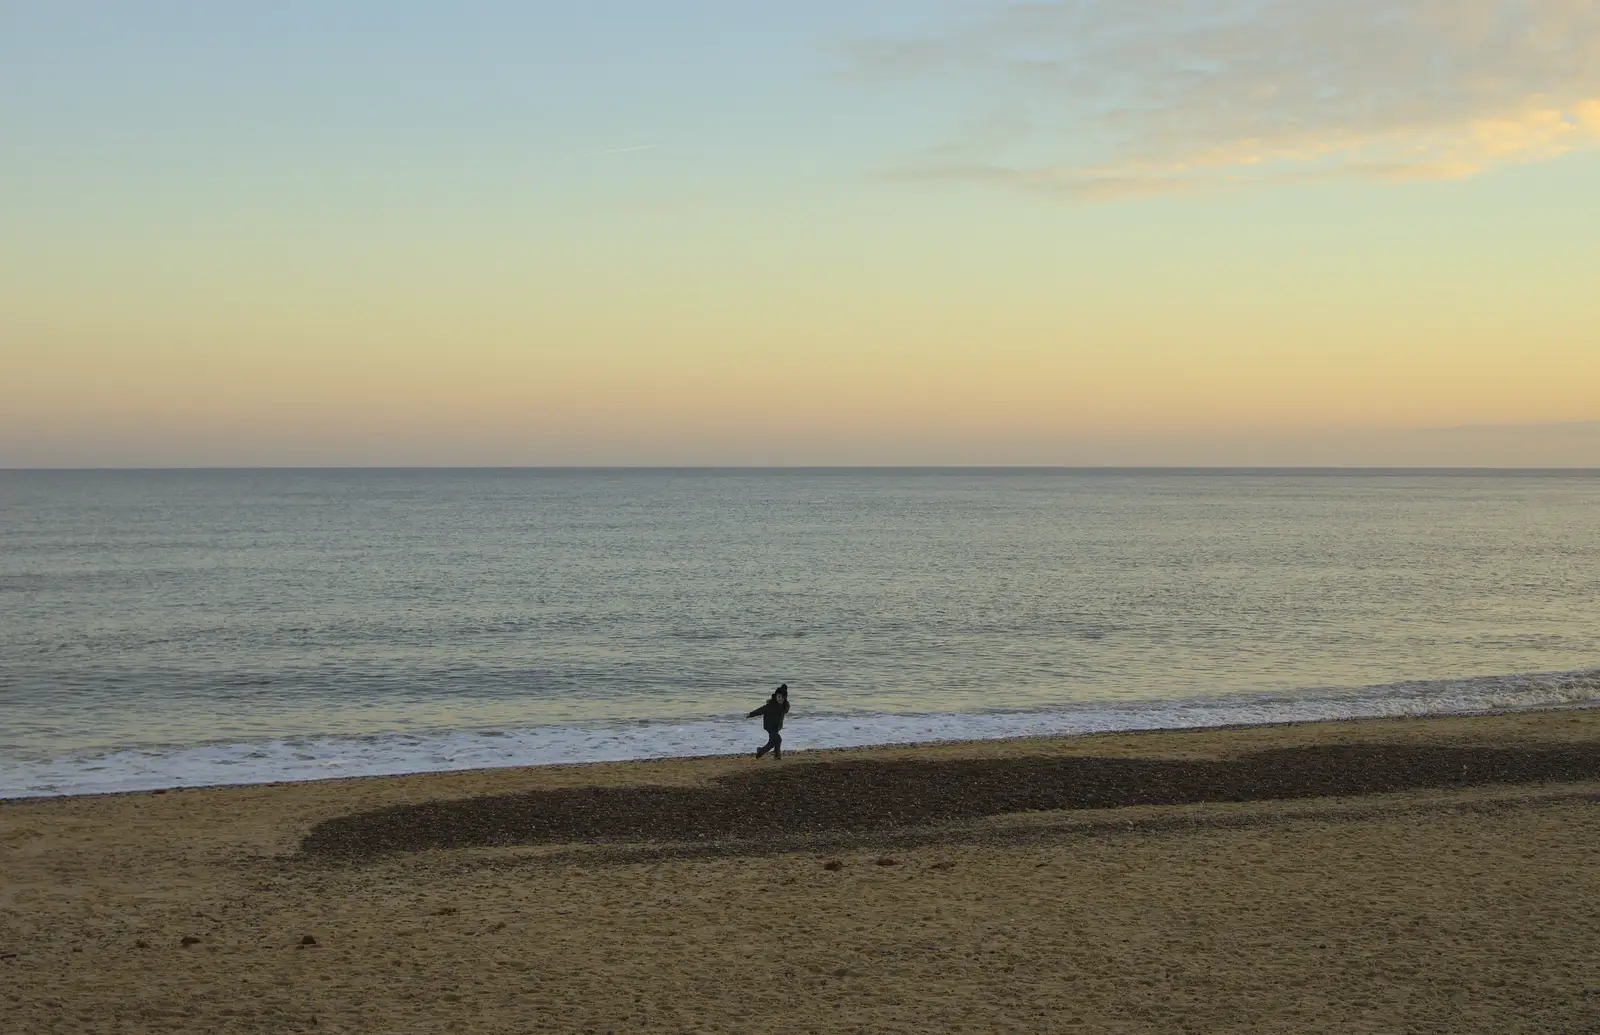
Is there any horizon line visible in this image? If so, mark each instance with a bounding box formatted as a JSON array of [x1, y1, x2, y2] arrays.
[[6, 465, 1600, 474]]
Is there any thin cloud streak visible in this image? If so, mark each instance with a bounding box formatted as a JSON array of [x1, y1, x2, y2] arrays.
[[853, 0, 1600, 199]]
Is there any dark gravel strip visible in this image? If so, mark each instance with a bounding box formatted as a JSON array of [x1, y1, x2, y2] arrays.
[[432, 786, 1600, 872], [299, 742, 1600, 861]]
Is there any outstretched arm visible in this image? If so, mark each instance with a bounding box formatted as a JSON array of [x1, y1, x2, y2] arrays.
[[747, 706, 766, 719]]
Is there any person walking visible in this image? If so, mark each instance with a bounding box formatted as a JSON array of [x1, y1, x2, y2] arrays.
[[748, 684, 790, 760]]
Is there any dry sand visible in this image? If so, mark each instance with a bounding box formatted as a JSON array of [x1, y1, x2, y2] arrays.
[[3, 709, 1599, 1033]]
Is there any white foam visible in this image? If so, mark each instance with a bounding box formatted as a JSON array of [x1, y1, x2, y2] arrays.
[[3, 668, 1597, 798]]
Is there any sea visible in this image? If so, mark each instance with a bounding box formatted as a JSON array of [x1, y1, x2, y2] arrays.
[[2, 468, 1597, 799]]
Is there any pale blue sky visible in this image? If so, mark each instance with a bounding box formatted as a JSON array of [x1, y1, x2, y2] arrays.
[[3, 2, 1598, 466]]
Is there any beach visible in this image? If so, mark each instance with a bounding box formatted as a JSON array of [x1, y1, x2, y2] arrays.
[[4, 709, 1599, 1034]]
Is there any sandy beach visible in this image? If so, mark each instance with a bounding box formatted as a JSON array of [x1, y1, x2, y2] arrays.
[[4, 709, 1599, 1034]]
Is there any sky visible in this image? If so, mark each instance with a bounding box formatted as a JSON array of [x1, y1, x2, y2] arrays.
[[3, 0, 1598, 467]]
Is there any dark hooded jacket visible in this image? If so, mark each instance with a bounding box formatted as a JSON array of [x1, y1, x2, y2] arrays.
[[748, 695, 789, 732]]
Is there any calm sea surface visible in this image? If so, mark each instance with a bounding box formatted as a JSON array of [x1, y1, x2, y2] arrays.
[[2, 469, 1597, 796]]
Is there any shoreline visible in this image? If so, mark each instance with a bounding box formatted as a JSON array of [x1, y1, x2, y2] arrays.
[[5, 681, 1598, 801], [6, 700, 1600, 806], [7, 705, 1599, 821]]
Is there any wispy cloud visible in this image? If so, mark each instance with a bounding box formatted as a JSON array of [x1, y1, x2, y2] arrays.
[[853, 1, 1600, 199]]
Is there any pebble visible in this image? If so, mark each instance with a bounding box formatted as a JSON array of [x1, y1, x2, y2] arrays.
[[300, 742, 1600, 861]]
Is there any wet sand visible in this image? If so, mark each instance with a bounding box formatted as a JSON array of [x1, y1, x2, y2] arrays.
[[4, 709, 1599, 1033]]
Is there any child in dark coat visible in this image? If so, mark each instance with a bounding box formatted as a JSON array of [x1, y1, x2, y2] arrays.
[[748, 684, 790, 760]]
